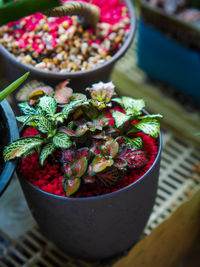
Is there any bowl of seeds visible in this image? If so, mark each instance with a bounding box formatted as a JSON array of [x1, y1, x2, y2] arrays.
[[0, 0, 136, 91]]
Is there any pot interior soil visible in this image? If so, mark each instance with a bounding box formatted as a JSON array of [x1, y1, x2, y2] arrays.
[[0, 0, 131, 73], [18, 127, 158, 198]]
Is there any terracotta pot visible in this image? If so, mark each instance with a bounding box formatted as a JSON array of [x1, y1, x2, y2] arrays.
[[0, 0, 136, 91], [17, 132, 162, 260], [0, 100, 19, 196]]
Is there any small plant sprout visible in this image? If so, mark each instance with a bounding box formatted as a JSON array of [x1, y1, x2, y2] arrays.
[[3, 80, 162, 196]]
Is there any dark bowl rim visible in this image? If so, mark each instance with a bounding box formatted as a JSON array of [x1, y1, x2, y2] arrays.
[[0, 0, 136, 78], [18, 130, 162, 201], [0, 100, 19, 196]]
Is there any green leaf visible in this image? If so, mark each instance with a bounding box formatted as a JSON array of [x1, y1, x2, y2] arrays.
[[22, 114, 40, 128], [139, 114, 163, 119], [3, 137, 43, 161], [64, 177, 81, 196], [134, 118, 160, 138], [62, 99, 83, 118], [36, 116, 54, 134], [112, 98, 123, 105], [38, 96, 57, 115], [124, 137, 143, 149], [82, 103, 98, 120], [16, 115, 29, 123], [40, 143, 56, 165], [53, 132, 72, 149], [91, 155, 113, 173], [21, 149, 35, 159], [18, 102, 36, 115], [0, 72, 29, 102], [71, 157, 87, 178], [101, 139, 119, 158], [122, 97, 145, 116], [112, 111, 130, 128]]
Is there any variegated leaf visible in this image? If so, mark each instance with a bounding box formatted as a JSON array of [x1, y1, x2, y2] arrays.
[[101, 139, 119, 158], [95, 167, 122, 187], [112, 111, 130, 128], [53, 132, 72, 149], [22, 115, 40, 128], [28, 90, 44, 100], [40, 143, 56, 165], [93, 118, 110, 130], [71, 157, 87, 178], [122, 97, 145, 116], [36, 116, 54, 134], [16, 115, 29, 124], [112, 98, 123, 105], [61, 148, 74, 165], [16, 80, 45, 101], [70, 93, 87, 102], [58, 126, 75, 136], [123, 137, 143, 149], [139, 114, 163, 120], [75, 148, 90, 161], [55, 80, 70, 90], [18, 102, 36, 115], [75, 124, 89, 137], [62, 99, 83, 118], [54, 87, 73, 104], [90, 146, 101, 156], [117, 147, 147, 168], [38, 96, 57, 115], [91, 155, 113, 173], [113, 158, 127, 168], [64, 177, 81, 196], [21, 149, 35, 159], [82, 174, 95, 184], [82, 103, 98, 120], [3, 137, 43, 161], [134, 118, 160, 138]]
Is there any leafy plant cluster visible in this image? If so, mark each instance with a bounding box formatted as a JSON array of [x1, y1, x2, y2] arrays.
[[3, 80, 162, 196]]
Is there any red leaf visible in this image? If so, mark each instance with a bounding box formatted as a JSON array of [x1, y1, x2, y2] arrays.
[[113, 158, 127, 168], [75, 148, 90, 161], [54, 87, 73, 104], [117, 147, 148, 168], [96, 167, 122, 187], [91, 155, 113, 173], [72, 157, 87, 178], [101, 139, 119, 158], [58, 126, 75, 136], [70, 93, 87, 102], [82, 174, 95, 184], [93, 118, 110, 130], [61, 149, 74, 165], [75, 124, 89, 137], [90, 146, 101, 156], [65, 177, 81, 196]]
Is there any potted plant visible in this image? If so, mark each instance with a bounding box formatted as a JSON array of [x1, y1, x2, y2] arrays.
[[0, 72, 29, 196], [3, 80, 162, 260], [137, 0, 200, 103], [0, 0, 136, 92]]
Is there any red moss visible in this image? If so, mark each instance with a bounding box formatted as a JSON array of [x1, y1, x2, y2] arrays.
[[18, 126, 158, 198]]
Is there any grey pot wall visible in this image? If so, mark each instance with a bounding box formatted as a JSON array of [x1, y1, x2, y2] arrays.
[[0, 100, 19, 196], [0, 0, 136, 92], [18, 133, 162, 260]]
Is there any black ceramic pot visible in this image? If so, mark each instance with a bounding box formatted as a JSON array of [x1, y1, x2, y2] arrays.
[[0, 0, 136, 91], [17, 132, 162, 260], [0, 100, 19, 196]]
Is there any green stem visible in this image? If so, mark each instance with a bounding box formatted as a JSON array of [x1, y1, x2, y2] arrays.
[[0, 72, 29, 102], [0, 0, 60, 26]]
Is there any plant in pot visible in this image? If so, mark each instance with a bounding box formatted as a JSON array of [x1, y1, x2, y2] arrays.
[[3, 79, 162, 260], [0, 72, 29, 196], [0, 0, 136, 92]]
